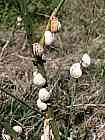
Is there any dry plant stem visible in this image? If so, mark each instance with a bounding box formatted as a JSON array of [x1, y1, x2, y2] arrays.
[[47, 107, 60, 140], [70, 79, 78, 135], [0, 87, 42, 115], [0, 24, 16, 59], [73, 104, 105, 108], [33, 1, 65, 139], [35, 12, 50, 18], [44, 118, 50, 140]]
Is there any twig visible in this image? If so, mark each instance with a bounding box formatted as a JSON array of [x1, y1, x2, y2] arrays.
[[0, 39, 10, 58], [47, 107, 60, 140], [0, 24, 16, 60], [35, 12, 50, 18], [49, 76, 60, 94], [0, 87, 42, 114], [22, 34, 28, 50], [15, 53, 34, 60], [44, 118, 50, 140], [67, 103, 105, 108], [91, 129, 96, 140]]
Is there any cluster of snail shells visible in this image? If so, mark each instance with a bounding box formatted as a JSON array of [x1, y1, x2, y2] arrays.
[[33, 69, 50, 111], [32, 16, 61, 56], [33, 31, 54, 56], [2, 134, 11, 140], [2, 125, 22, 140], [37, 88, 50, 111], [16, 16, 22, 27], [33, 18, 61, 110], [70, 53, 91, 79], [44, 17, 61, 46], [44, 22, 61, 46]]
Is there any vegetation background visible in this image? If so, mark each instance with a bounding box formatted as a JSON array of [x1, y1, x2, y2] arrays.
[[0, 0, 105, 139]]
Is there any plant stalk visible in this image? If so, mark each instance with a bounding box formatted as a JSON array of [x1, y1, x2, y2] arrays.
[[33, 0, 65, 140]]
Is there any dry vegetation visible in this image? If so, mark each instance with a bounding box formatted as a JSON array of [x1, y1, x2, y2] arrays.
[[0, 0, 105, 139]]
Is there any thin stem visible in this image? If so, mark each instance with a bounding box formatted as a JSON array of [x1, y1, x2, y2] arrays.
[[40, 0, 65, 47], [70, 79, 78, 138], [48, 107, 60, 140], [51, 0, 65, 16], [35, 12, 50, 18]]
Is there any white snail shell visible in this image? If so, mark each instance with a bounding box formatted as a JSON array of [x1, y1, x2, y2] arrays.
[[82, 53, 91, 68], [37, 99, 47, 111], [44, 31, 54, 45], [39, 88, 50, 102], [17, 22, 21, 27], [17, 16, 22, 22], [33, 71, 46, 86], [2, 134, 11, 140], [70, 63, 82, 78], [13, 125, 22, 134]]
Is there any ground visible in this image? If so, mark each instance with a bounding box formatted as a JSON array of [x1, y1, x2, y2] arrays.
[[0, 0, 105, 140]]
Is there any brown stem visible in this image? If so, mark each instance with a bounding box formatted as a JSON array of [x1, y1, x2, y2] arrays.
[[47, 106, 60, 140], [33, 1, 65, 140]]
